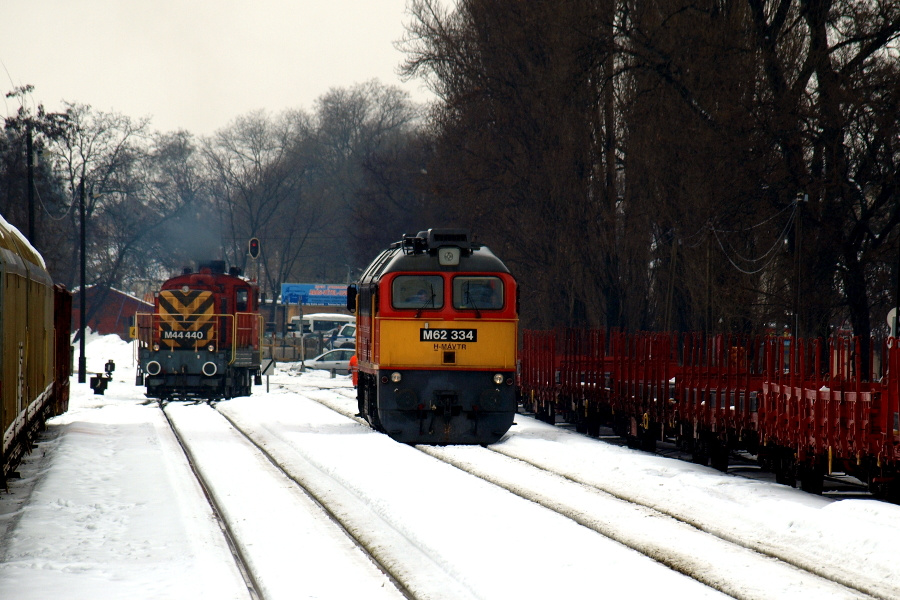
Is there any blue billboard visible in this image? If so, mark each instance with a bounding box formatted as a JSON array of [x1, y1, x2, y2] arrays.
[[281, 283, 347, 306]]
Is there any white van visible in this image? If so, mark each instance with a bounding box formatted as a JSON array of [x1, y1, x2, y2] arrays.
[[287, 313, 354, 338]]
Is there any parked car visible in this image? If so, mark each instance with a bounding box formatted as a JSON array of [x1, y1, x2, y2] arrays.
[[302, 349, 354, 374], [327, 323, 356, 349]]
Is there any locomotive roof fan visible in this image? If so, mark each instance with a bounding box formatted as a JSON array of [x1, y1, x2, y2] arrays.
[[398, 228, 475, 265]]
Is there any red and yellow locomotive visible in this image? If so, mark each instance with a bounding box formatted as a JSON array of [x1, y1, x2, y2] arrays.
[[135, 261, 263, 401], [349, 229, 518, 444]]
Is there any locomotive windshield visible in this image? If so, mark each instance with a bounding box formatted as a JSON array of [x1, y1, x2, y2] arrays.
[[392, 275, 444, 309], [453, 276, 504, 310]]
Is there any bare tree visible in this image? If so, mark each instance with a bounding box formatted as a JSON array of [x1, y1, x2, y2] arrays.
[[123, 130, 217, 294], [45, 103, 151, 295], [203, 109, 321, 302], [403, 0, 621, 329], [307, 81, 422, 281], [2, 86, 72, 275], [403, 0, 900, 343]]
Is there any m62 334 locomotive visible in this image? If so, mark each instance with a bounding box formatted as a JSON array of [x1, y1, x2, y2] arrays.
[[348, 229, 518, 445], [135, 261, 263, 401]]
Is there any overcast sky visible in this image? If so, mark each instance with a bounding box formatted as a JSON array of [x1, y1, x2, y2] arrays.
[[0, 0, 437, 136]]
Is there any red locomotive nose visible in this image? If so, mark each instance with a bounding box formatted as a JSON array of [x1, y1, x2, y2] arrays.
[[352, 229, 518, 445], [134, 261, 263, 401]]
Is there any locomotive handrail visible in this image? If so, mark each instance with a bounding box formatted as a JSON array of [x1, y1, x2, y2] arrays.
[[229, 312, 263, 365], [134, 312, 261, 358]]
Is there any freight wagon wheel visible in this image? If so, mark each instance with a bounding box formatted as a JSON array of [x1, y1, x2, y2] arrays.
[[543, 403, 556, 424], [572, 399, 588, 433], [575, 416, 587, 434], [611, 414, 628, 438], [798, 466, 824, 495], [772, 449, 797, 487], [872, 478, 900, 502], [586, 415, 600, 438], [691, 440, 710, 466], [709, 440, 729, 472], [639, 429, 657, 452], [774, 470, 796, 487]]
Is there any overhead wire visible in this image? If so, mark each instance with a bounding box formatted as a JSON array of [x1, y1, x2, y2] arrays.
[[34, 180, 75, 221], [711, 202, 798, 275]]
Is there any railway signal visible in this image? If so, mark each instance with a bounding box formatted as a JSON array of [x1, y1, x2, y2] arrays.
[[248, 237, 260, 259]]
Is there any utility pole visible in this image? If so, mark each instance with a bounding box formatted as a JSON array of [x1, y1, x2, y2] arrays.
[[794, 193, 807, 339], [26, 122, 35, 243], [705, 233, 712, 333], [79, 177, 87, 383], [895, 238, 900, 338]]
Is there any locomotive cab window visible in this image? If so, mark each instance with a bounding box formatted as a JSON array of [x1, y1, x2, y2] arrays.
[[392, 275, 443, 310], [236, 288, 249, 311], [453, 276, 503, 310]]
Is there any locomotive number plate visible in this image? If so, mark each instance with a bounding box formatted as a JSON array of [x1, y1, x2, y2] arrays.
[[419, 328, 477, 342], [162, 330, 209, 340]]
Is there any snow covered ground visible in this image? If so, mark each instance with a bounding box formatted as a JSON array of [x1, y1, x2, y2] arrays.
[[1, 334, 899, 599]]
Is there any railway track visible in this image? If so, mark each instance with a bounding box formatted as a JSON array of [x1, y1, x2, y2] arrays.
[[160, 402, 262, 600], [160, 400, 412, 600], [590, 425, 874, 500], [159, 384, 894, 600], [305, 388, 891, 600]]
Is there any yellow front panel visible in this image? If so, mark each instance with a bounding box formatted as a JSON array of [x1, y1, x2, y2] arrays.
[[158, 290, 215, 350], [378, 318, 517, 369]]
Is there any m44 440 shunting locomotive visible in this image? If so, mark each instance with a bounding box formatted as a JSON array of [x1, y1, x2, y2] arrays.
[[348, 229, 518, 445], [135, 261, 263, 401]]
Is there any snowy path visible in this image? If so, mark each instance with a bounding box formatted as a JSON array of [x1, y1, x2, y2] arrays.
[[0, 397, 250, 600]]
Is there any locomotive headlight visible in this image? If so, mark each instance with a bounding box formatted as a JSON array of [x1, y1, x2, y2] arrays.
[[390, 372, 402, 383], [153, 343, 160, 351], [207, 343, 215, 352], [493, 373, 504, 385]]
